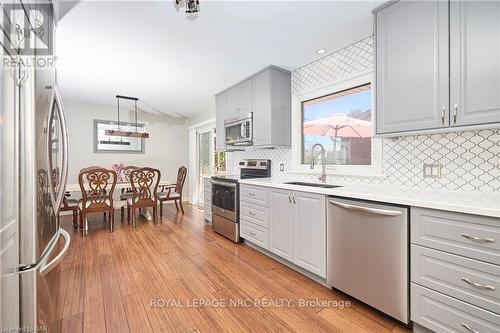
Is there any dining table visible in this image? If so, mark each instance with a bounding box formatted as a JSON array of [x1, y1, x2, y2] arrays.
[[65, 181, 172, 193], [65, 180, 172, 221]]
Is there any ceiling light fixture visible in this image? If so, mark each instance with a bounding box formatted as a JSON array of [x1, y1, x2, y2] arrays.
[[317, 48, 326, 55], [105, 95, 150, 139], [174, 0, 200, 19]]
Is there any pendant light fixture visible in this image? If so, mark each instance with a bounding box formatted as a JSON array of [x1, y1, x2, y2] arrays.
[[105, 95, 150, 139], [174, 0, 200, 18]]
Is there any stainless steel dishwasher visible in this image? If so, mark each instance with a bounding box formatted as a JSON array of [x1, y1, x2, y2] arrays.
[[327, 197, 409, 324]]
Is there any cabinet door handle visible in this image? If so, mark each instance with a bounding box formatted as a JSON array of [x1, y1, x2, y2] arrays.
[[248, 192, 255, 197], [248, 211, 256, 216], [461, 323, 480, 333], [249, 231, 256, 236], [441, 106, 446, 124], [288, 193, 292, 203], [453, 104, 458, 124], [461, 233, 495, 243], [292, 192, 296, 204], [461, 277, 495, 291]]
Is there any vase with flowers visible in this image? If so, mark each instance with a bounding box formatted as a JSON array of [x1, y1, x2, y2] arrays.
[[112, 162, 125, 181]]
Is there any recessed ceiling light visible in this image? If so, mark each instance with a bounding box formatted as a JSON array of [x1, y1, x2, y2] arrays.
[[317, 48, 326, 55]]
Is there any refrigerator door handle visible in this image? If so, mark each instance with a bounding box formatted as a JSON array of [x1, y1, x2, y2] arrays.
[[46, 86, 69, 215], [40, 228, 70, 276], [14, 228, 70, 275]]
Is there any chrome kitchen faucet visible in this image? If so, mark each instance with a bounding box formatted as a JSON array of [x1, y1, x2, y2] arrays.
[[310, 143, 327, 183]]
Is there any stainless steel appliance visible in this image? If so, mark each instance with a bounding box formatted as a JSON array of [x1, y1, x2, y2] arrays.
[[0, 2, 70, 331], [327, 197, 409, 324], [211, 159, 271, 242], [224, 112, 253, 146]]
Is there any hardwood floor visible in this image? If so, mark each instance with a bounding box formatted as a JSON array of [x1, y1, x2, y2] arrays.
[[56, 203, 411, 333]]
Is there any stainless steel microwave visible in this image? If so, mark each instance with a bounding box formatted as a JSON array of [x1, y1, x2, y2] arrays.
[[224, 113, 253, 146]]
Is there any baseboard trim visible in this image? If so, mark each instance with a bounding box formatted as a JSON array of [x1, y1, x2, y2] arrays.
[[244, 240, 331, 289]]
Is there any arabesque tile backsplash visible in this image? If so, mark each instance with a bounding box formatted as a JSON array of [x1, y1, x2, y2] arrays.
[[229, 36, 500, 193]]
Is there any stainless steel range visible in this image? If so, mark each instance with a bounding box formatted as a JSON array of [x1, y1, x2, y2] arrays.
[[211, 159, 271, 242]]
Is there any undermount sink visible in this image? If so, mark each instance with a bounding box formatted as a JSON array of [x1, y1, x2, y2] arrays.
[[284, 181, 342, 189]]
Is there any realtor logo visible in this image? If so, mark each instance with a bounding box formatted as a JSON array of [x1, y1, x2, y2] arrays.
[[2, 3, 53, 56]]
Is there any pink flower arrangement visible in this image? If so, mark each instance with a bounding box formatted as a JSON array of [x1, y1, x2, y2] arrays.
[[112, 162, 125, 181]]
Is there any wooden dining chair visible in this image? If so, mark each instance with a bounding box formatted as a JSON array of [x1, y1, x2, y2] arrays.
[[51, 167, 78, 228], [127, 167, 161, 227], [78, 167, 117, 236], [157, 166, 187, 215], [60, 192, 79, 228], [120, 165, 139, 218]]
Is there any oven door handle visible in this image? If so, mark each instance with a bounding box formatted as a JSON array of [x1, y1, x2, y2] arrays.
[[211, 180, 237, 188]]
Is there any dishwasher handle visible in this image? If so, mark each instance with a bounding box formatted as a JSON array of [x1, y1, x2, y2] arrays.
[[329, 200, 403, 217]]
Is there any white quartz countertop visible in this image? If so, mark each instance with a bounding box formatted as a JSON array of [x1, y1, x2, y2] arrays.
[[238, 178, 500, 218]]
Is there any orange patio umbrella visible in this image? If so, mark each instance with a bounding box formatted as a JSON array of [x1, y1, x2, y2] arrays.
[[303, 113, 372, 161]]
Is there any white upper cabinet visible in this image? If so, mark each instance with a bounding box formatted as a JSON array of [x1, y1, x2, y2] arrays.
[[214, 66, 291, 150], [252, 67, 291, 147], [252, 70, 271, 147], [215, 92, 226, 151], [375, 0, 449, 134], [225, 79, 253, 121], [225, 86, 239, 121], [237, 79, 253, 117], [450, 0, 500, 127], [375, 0, 500, 135]]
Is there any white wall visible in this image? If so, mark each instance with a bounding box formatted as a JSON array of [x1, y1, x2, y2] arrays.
[[186, 99, 215, 127], [65, 102, 189, 189]]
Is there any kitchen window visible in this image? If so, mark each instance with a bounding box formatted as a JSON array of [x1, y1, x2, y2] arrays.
[[292, 73, 381, 176], [302, 83, 372, 165]]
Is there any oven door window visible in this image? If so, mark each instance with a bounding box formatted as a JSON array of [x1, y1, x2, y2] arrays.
[[212, 183, 235, 212]]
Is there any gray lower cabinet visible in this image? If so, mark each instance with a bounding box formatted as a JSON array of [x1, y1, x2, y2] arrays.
[[411, 245, 500, 313], [292, 191, 326, 278], [240, 223, 268, 249], [411, 284, 500, 333], [241, 185, 326, 278], [411, 208, 500, 265], [240, 185, 269, 249], [411, 207, 500, 332], [375, 0, 449, 134], [268, 188, 293, 261], [203, 178, 212, 222], [450, 0, 500, 127], [268, 188, 326, 278], [374, 0, 500, 135]]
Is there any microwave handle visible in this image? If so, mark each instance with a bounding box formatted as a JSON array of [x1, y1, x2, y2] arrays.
[[241, 122, 246, 138]]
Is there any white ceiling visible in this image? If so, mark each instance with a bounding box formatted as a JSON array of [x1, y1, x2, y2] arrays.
[[57, 0, 382, 119]]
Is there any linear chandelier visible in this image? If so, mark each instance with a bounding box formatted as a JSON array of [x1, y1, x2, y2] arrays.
[[105, 95, 150, 139]]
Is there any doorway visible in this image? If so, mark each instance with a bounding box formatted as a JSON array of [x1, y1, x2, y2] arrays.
[[196, 129, 213, 206], [188, 120, 228, 206]]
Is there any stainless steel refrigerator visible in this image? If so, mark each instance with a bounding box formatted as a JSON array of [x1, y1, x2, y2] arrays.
[[1, 1, 70, 331]]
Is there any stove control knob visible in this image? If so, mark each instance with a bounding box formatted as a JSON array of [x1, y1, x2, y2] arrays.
[[260, 162, 267, 166]]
